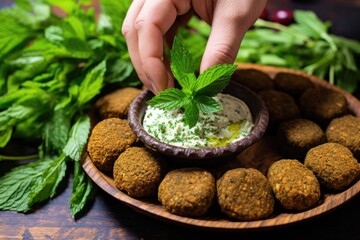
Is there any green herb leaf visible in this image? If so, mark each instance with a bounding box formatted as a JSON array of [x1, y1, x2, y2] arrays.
[[195, 96, 222, 114], [0, 105, 34, 132], [78, 60, 106, 106], [70, 161, 95, 218], [148, 38, 237, 127], [183, 100, 199, 128], [43, 109, 71, 155], [170, 37, 197, 90], [28, 154, 67, 206], [147, 88, 186, 110], [0, 129, 12, 148], [63, 115, 91, 162], [0, 156, 65, 212], [195, 64, 237, 96]]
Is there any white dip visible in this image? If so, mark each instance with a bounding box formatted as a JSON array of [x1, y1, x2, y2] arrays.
[[143, 93, 254, 148]]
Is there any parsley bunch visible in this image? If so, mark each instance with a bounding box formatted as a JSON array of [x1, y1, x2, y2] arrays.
[[147, 38, 237, 128], [0, 0, 140, 218]]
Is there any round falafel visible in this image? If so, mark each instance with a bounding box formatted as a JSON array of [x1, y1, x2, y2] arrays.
[[274, 72, 314, 99], [158, 168, 215, 217], [276, 118, 326, 160], [113, 147, 168, 198], [87, 118, 137, 172], [299, 88, 348, 126], [326, 114, 360, 159], [304, 143, 360, 191], [217, 168, 274, 220], [95, 87, 141, 119], [258, 90, 300, 129], [231, 68, 273, 92], [267, 159, 321, 211]]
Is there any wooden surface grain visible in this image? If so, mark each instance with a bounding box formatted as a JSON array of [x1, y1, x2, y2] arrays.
[[1, 0, 360, 239]]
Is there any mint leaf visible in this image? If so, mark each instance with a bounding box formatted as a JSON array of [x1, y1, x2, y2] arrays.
[[0, 156, 66, 212], [0, 105, 34, 132], [183, 100, 199, 128], [63, 115, 91, 162], [0, 129, 12, 148], [195, 96, 222, 114], [0, 159, 50, 211], [147, 88, 186, 110], [78, 60, 106, 106], [170, 37, 197, 90], [43, 109, 71, 155], [195, 64, 237, 96], [147, 38, 236, 127], [28, 154, 67, 206], [70, 161, 95, 218]]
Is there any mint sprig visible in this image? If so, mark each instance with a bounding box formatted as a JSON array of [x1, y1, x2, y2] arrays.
[[147, 37, 237, 127]]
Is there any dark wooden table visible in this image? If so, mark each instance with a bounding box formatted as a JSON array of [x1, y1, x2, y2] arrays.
[[1, 1, 360, 239]]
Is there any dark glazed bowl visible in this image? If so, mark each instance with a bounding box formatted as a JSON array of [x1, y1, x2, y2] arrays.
[[128, 81, 269, 166]]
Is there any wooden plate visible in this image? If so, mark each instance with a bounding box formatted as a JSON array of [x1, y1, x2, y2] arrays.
[[82, 63, 360, 231]]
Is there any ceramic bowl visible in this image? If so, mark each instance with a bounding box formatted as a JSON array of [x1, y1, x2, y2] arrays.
[[128, 81, 269, 166]]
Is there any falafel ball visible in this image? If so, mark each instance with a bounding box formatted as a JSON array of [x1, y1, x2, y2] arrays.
[[258, 90, 300, 129], [326, 115, 360, 159], [299, 88, 348, 126], [217, 168, 274, 220], [113, 147, 168, 198], [274, 72, 314, 99], [304, 143, 360, 191], [87, 118, 137, 172], [276, 118, 326, 160], [267, 159, 321, 211], [95, 87, 141, 119], [158, 168, 215, 217], [231, 68, 273, 92]]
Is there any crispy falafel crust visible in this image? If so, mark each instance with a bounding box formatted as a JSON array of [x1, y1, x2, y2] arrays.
[[277, 118, 326, 160], [299, 88, 348, 126], [267, 159, 321, 211], [95, 87, 141, 119], [113, 147, 168, 198], [158, 168, 215, 217], [326, 115, 360, 159], [305, 143, 360, 191], [217, 168, 274, 221], [87, 118, 137, 172], [258, 90, 300, 128], [231, 68, 273, 92], [274, 72, 314, 98]]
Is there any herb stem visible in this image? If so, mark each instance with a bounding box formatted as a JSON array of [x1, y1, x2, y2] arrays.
[[254, 19, 308, 42], [0, 154, 38, 161], [304, 49, 335, 74]]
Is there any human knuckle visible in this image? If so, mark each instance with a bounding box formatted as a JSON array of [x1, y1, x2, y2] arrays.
[[211, 43, 237, 63], [134, 18, 146, 32]]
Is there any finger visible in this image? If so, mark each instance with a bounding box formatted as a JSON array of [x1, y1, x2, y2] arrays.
[[122, 0, 152, 90], [136, 0, 191, 93], [200, 0, 266, 72], [164, 10, 194, 48]]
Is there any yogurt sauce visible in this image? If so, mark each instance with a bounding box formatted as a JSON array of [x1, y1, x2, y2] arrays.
[[143, 93, 254, 148]]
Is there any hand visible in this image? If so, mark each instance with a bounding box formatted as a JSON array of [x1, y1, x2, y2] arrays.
[[122, 0, 267, 94]]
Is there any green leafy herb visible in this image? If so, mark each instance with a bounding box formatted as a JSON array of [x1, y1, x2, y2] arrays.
[[63, 115, 91, 162], [147, 37, 237, 127], [0, 0, 139, 218], [70, 161, 95, 218], [0, 156, 65, 211]]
